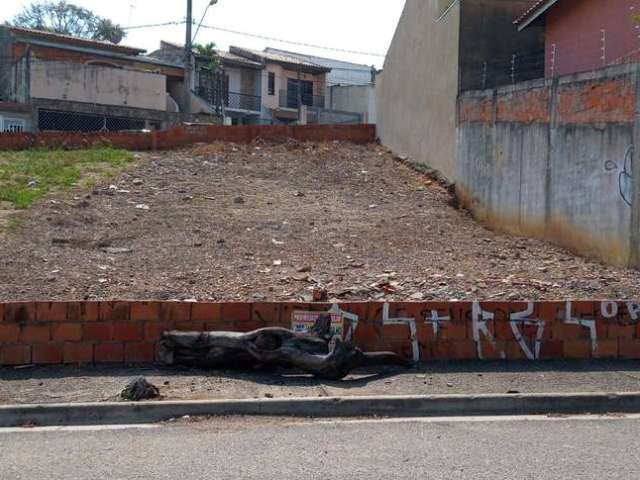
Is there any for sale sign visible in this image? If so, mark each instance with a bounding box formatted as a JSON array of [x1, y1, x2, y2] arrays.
[[291, 310, 344, 338]]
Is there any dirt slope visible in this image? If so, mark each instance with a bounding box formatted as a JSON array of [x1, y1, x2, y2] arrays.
[[1, 140, 638, 301]]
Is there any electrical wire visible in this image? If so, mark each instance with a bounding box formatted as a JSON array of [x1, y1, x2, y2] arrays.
[[122, 21, 186, 30], [199, 24, 386, 58], [119, 20, 385, 57], [193, 2, 214, 43]]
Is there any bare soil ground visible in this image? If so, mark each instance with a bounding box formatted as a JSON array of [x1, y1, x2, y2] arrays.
[[2, 361, 640, 404], [1, 140, 639, 302]]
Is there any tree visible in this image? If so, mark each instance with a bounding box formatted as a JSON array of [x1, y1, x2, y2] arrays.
[[194, 42, 221, 71], [10, 1, 126, 44]]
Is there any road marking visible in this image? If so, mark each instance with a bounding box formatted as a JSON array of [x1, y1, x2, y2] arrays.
[[302, 414, 640, 426], [0, 424, 159, 434]]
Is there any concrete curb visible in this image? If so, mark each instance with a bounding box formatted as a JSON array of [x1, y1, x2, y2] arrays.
[[2, 392, 640, 427]]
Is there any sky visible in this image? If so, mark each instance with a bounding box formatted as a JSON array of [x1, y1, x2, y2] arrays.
[[0, 0, 407, 68]]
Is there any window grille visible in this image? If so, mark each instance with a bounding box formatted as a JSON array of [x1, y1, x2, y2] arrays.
[[0, 117, 26, 133]]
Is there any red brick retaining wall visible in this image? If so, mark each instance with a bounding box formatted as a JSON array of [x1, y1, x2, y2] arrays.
[[1, 301, 640, 366], [459, 73, 635, 126], [0, 124, 377, 151]]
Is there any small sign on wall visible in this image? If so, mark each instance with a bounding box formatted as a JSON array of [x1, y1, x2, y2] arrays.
[[291, 310, 344, 338]]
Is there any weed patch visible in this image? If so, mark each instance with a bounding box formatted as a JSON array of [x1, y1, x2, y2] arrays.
[[0, 148, 134, 208]]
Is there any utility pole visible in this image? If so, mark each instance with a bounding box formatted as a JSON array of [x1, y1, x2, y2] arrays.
[[184, 0, 194, 113], [297, 63, 302, 123]]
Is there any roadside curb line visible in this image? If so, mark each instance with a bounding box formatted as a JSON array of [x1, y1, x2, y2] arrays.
[[2, 392, 640, 427]]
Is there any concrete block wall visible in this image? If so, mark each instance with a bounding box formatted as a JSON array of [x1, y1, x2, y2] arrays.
[[458, 63, 640, 267], [2, 300, 640, 366]]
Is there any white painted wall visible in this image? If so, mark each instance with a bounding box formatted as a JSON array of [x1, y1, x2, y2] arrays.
[[30, 61, 167, 111]]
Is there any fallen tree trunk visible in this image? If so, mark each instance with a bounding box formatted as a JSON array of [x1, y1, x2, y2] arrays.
[[159, 315, 411, 380]]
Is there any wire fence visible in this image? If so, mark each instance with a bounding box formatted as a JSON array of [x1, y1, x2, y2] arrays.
[[38, 109, 146, 133], [463, 26, 640, 91]]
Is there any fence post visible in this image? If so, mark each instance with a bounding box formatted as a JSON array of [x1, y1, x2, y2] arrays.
[[630, 68, 640, 268]]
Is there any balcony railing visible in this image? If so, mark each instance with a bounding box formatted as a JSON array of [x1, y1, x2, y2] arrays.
[[224, 91, 262, 112], [197, 87, 261, 113], [279, 90, 325, 109]]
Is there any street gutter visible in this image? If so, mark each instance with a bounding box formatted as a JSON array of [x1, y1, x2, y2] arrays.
[[2, 392, 640, 427]]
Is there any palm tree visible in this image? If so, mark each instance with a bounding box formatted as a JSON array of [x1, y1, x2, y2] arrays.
[[194, 42, 220, 71]]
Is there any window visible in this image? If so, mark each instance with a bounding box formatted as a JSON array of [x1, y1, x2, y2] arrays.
[[268, 72, 275, 96], [286, 79, 314, 108], [0, 117, 26, 133]]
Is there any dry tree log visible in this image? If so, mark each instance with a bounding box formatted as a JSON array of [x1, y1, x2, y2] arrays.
[[159, 315, 411, 380]]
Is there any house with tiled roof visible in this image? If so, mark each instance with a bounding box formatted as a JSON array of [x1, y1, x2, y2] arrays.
[[0, 26, 217, 132], [150, 41, 267, 125], [151, 42, 333, 125], [229, 46, 331, 124], [514, 0, 640, 77]]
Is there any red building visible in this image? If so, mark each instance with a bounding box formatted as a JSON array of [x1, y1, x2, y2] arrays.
[[515, 0, 640, 77]]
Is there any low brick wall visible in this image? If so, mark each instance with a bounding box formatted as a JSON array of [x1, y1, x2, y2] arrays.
[[0, 124, 377, 151], [1, 301, 640, 366]]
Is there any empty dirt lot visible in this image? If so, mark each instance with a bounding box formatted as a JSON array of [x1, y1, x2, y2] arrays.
[[1, 140, 639, 302]]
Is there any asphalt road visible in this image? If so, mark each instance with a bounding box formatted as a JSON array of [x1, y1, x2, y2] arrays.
[[1, 415, 639, 479]]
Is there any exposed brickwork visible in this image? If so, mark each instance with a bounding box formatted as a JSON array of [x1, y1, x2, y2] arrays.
[[0, 345, 31, 365], [556, 77, 635, 125], [497, 87, 550, 123], [32, 344, 63, 364], [459, 74, 636, 127], [0, 124, 377, 152], [63, 343, 94, 364], [459, 97, 494, 123], [94, 343, 124, 363], [1, 300, 640, 366]]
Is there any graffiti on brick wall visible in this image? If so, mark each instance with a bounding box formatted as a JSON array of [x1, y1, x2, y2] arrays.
[[291, 301, 640, 362], [605, 146, 633, 206]]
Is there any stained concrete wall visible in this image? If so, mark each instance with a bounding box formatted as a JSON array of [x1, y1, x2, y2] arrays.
[[0, 28, 13, 101], [329, 84, 376, 123], [458, 63, 640, 267], [377, 0, 460, 180], [29, 61, 167, 111], [377, 0, 543, 181]]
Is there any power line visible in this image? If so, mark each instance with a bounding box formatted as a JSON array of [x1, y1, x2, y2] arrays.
[[122, 21, 186, 30], [199, 24, 386, 58], [118, 19, 386, 58]]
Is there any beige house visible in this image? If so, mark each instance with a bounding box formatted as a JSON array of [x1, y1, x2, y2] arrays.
[[0, 26, 216, 132], [229, 47, 331, 124]]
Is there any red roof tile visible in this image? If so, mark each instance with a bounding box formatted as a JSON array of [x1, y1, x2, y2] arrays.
[[7, 26, 146, 55]]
